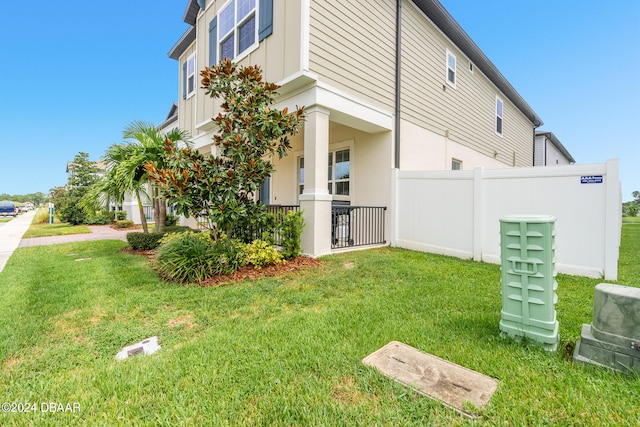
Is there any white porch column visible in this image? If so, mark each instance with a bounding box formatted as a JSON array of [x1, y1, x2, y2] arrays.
[[300, 106, 332, 257]]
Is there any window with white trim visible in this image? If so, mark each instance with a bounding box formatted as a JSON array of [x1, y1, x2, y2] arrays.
[[451, 159, 462, 170], [186, 53, 196, 98], [495, 97, 504, 136], [298, 157, 304, 195], [297, 148, 351, 200], [329, 149, 350, 199], [219, 0, 257, 61], [446, 49, 456, 87]]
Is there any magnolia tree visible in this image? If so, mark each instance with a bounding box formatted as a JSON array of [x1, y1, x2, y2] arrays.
[[146, 59, 305, 239]]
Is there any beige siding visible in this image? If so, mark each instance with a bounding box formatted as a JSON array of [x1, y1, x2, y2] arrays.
[[179, 0, 303, 138], [177, 44, 197, 137], [309, 0, 396, 112], [401, 1, 533, 167]]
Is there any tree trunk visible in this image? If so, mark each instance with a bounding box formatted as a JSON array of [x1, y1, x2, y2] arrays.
[[153, 190, 160, 232], [158, 198, 167, 233], [136, 191, 149, 233]]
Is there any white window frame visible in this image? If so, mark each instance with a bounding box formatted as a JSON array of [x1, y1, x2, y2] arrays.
[[446, 49, 457, 88], [328, 148, 351, 201], [186, 53, 196, 98], [495, 96, 504, 136], [296, 142, 353, 203], [218, 0, 259, 62], [451, 158, 462, 170]]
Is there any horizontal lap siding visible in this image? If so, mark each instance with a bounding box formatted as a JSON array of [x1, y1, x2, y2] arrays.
[[309, 0, 396, 111], [401, 1, 533, 167]]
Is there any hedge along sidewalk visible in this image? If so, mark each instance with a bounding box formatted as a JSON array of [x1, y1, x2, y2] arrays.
[[18, 224, 128, 248]]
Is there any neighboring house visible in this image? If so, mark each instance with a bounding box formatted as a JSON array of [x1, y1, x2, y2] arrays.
[[534, 131, 575, 166], [168, 0, 551, 257], [158, 103, 179, 133]]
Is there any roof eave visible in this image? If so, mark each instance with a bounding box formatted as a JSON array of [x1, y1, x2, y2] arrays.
[[168, 26, 196, 60], [412, 0, 543, 127], [183, 0, 201, 26]]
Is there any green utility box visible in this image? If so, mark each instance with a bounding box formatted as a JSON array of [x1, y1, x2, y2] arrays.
[[499, 215, 559, 351]]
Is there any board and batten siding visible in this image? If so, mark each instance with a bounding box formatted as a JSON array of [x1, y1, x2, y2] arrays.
[[184, 0, 303, 135], [309, 0, 396, 113], [401, 0, 534, 167], [178, 43, 197, 137]]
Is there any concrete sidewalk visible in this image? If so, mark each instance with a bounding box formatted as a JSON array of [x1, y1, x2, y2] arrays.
[[0, 211, 36, 272], [19, 225, 128, 248], [0, 213, 129, 273]]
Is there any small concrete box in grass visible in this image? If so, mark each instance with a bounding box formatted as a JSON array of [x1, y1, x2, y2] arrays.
[[574, 283, 640, 374], [499, 215, 559, 351]]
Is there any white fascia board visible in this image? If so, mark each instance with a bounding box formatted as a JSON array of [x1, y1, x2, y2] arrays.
[[275, 81, 393, 133]]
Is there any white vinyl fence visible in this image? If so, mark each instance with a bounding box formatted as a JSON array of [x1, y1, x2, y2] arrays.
[[393, 159, 621, 280]]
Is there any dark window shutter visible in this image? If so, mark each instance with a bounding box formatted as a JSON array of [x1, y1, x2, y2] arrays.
[[258, 0, 273, 41], [182, 62, 187, 100], [209, 17, 218, 67]]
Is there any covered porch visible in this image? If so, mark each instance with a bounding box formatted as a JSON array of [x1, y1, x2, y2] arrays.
[[266, 81, 394, 257]]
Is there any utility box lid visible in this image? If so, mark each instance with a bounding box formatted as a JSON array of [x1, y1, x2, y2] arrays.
[[499, 215, 556, 224]]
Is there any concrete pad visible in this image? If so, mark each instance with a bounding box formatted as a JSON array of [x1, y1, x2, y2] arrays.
[[363, 341, 498, 418]]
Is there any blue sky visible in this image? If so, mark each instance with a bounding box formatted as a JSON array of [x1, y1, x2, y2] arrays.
[[0, 1, 638, 201]]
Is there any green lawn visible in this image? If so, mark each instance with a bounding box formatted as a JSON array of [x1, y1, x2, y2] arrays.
[[0, 226, 638, 426], [22, 211, 91, 238]]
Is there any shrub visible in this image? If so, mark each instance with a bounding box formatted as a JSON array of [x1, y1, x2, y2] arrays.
[[165, 213, 178, 227], [116, 220, 134, 229], [113, 210, 127, 221], [280, 210, 304, 259], [88, 210, 112, 225], [243, 239, 283, 269], [127, 232, 165, 251], [159, 230, 211, 246], [34, 210, 50, 224], [154, 232, 247, 283], [163, 225, 193, 234], [209, 239, 247, 275]]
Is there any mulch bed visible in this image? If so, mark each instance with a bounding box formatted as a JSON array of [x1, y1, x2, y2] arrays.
[[121, 246, 323, 287]]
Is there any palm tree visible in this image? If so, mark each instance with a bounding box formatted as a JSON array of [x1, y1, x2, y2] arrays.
[[86, 121, 190, 233]]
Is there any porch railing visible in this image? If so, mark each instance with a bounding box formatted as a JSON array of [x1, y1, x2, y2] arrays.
[[331, 205, 387, 249], [194, 204, 387, 250], [143, 205, 154, 221]]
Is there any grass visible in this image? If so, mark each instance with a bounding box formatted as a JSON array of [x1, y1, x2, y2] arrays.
[[0, 227, 638, 426], [622, 215, 640, 224], [22, 210, 91, 238]]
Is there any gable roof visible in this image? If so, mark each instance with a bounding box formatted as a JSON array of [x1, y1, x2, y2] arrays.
[[158, 103, 179, 130], [412, 0, 543, 127], [536, 131, 575, 163]]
